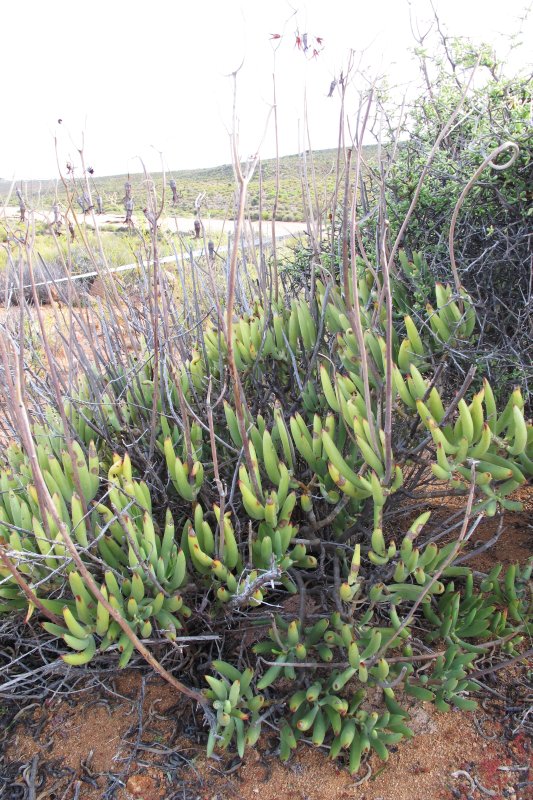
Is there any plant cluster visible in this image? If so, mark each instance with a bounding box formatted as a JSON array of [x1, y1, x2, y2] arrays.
[[1, 255, 531, 773], [1, 25, 531, 774]]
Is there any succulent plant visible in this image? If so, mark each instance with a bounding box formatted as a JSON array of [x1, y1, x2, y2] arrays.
[[1, 274, 531, 775]]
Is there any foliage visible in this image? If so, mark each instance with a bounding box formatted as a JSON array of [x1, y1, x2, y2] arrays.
[[380, 41, 533, 396], [1, 264, 531, 773]]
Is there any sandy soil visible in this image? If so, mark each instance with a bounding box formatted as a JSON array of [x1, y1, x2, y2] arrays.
[[6, 683, 527, 800]]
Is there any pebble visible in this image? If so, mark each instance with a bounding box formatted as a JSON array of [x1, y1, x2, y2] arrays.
[[125, 773, 161, 799]]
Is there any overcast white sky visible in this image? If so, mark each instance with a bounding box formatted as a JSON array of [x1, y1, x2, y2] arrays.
[[2, 0, 531, 180]]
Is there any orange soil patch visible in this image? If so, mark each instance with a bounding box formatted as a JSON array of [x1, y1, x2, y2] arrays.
[[4, 666, 531, 800]]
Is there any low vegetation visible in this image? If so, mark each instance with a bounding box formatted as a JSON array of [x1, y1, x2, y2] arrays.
[[1, 148, 350, 223], [0, 27, 531, 785]]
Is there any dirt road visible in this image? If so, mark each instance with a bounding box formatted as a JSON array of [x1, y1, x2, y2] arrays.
[[1, 205, 309, 242]]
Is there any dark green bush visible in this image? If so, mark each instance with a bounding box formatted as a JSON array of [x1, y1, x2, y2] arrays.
[[381, 43, 532, 397]]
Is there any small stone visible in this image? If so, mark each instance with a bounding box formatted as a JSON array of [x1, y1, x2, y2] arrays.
[[126, 774, 159, 798]]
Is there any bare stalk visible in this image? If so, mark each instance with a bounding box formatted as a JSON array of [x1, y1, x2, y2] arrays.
[[225, 68, 271, 500], [348, 90, 381, 455], [270, 74, 280, 303], [387, 56, 481, 274], [448, 141, 518, 298], [206, 377, 227, 558], [379, 224, 394, 483]]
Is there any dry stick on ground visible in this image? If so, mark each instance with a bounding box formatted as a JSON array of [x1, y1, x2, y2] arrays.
[[0, 333, 209, 710], [467, 648, 533, 681], [260, 636, 531, 673], [455, 514, 505, 565], [228, 566, 282, 610]]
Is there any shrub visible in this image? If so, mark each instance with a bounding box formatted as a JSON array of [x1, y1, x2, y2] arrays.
[[1, 259, 531, 773], [380, 41, 533, 397], [1, 31, 531, 769], [0, 259, 67, 304]]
